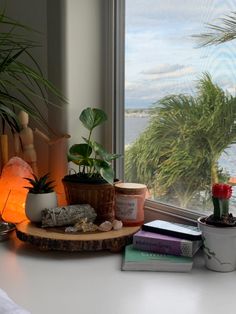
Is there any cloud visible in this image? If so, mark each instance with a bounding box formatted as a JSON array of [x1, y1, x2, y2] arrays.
[[142, 64, 185, 75], [125, 75, 197, 108], [124, 0, 236, 108], [141, 64, 195, 80], [126, 0, 233, 30]]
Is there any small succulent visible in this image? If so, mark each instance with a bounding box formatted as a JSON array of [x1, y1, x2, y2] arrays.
[[24, 173, 55, 194]]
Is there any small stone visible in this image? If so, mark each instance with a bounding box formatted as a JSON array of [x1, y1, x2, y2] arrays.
[[112, 219, 123, 231], [65, 226, 78, 233], [98, 221, 113, 232], [81, 222, 98, 232], [65, 218, 99, 233]]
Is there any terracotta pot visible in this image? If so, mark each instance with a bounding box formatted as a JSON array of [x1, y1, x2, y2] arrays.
[[62, 176, 116, 222], [25, 192, 58, 223], [198, 216, 236, 272]]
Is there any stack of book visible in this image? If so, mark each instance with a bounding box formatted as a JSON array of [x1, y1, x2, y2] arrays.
[[122, 220, 202, 272]]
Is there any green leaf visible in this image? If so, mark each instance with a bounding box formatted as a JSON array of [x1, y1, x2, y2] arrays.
[[69, 144, 92, 158], [100, 165, 115, 185], [79, 107, 107, 131], [94, 160, 114, 184], [67, 152, 85, 165], [83, 139, 120, 162], [0, 11, 67, 133]]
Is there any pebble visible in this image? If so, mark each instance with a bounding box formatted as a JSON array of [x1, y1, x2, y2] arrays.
[[112, 219, 123, 230], [98, 221, 113, 232]]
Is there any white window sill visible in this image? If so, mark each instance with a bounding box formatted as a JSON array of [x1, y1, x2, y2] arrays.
[[0, 233, 233, 314]]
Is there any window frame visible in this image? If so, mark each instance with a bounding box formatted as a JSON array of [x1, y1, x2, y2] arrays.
[[104, 0, 125, 181], [105, 0, 205, 224]]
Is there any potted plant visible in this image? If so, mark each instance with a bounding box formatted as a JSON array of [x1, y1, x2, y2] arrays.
[[62, 107, 120, 223], [198, 183, 236, 272], [0, 11, 66, 167], [24, 173, 57, 223]]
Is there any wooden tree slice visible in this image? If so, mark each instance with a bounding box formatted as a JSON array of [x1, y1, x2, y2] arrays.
[[16, 221, 140, 252]]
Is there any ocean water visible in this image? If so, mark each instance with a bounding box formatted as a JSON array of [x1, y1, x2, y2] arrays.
[[125, 116, 150, 146]]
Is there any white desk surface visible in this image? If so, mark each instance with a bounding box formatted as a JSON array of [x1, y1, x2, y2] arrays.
[[0, 233, 236, 314]]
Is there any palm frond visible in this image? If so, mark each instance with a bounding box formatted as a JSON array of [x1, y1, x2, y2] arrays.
[[193, 12, 236, 46], [0, 10, 67, 134], [125, 74, 236, 208]]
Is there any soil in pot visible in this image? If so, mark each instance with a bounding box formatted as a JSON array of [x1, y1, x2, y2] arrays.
[[205, 213, 236, 227]]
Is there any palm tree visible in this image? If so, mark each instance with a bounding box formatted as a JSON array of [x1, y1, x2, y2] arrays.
[[125, 74, 236, 209], [193, 11, 236, 46]]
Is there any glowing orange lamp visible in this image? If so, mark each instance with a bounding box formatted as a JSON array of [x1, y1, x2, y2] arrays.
[[0, 157, 33, 223]]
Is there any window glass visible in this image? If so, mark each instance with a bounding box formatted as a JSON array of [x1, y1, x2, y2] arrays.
[[124, 0, 236, 214]]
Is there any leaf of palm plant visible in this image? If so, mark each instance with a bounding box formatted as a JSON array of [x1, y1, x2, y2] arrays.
[[193, 11, 236, 46], [0, 11, 67, 133]]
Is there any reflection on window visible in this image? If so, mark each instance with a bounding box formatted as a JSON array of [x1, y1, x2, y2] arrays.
[[124, 0, 236, 214]]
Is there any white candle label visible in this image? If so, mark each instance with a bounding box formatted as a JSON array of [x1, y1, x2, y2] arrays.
[[115, 195, 138, 220]]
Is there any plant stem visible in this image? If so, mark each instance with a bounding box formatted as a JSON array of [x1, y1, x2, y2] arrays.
[[212, 197, 221, 219], [211, 162, 218, 184], [221, 199, 229, 216]]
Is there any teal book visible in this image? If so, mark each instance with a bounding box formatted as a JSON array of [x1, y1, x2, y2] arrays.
[[122, 244, 193, 272]]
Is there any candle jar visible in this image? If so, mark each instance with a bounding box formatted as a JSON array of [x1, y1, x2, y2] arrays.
[[114, 183, 147, 226]]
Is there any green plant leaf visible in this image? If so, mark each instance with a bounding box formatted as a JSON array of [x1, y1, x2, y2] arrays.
[[0, 11, 67, 133], [24, 173, 54, 193], [69, 144, 92, 158], [67, 152, 85, 165], [100, 165, 115, 185], [79, 107, 107, 131], [94, 159, 114, 184], [83, 139, 120, 162]]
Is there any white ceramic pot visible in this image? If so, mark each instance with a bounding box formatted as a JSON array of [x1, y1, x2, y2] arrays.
[[198, 217, 236, 272], [25, 192, 58, 223]]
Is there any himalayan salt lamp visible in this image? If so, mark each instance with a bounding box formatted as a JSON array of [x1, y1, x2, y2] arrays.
[[0, 157, 33, 223]]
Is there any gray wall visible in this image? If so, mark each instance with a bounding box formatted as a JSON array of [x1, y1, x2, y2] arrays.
[[1, 0, 107, 200], [0, 0, 49, 174]]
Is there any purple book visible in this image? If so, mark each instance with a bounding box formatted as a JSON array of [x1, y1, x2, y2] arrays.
[[133, 230, 202, 257]]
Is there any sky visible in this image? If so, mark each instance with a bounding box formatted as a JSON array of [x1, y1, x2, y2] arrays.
[[125, 0, 236, 108]]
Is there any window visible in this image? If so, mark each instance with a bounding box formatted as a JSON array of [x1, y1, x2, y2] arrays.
[[123, 0, 236, 219]]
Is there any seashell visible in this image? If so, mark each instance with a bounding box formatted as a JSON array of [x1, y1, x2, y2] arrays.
[[112, 219, 123, 231], [98, 221, 112, 232], [41, 204, 97, 227]]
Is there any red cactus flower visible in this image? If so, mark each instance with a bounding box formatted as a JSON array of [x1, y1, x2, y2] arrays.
[[212, 183, 232, 199]]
